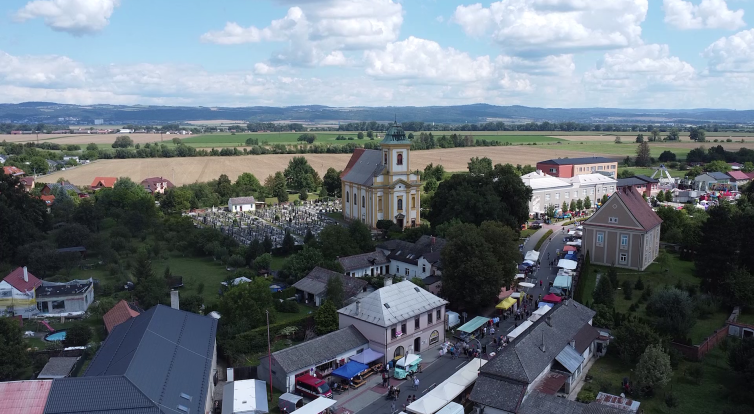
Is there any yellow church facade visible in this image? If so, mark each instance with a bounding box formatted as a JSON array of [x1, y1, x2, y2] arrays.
[[340, 123, 422, 229]]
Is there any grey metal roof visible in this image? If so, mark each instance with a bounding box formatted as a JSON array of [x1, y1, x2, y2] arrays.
[[518, 391, 586, 414], [341, 149, 384, 186], [573, 324, 600, 354], [385, 236, 446, 266], [38, 357, 79, 379], [266, 325, 367, 373], [537, 157, 615, 166], [555, 345, 585, 373], [338, 250, 389, 271], [293, 267, 368, 298], [480, 300, 595, 383], [468, 376, 526, 412], [75, 305, 218, 414], [338, 281, 448, 327], [229, 196, 256, 205], [44, 376, 161, 414], [709, 171, 730, 180]]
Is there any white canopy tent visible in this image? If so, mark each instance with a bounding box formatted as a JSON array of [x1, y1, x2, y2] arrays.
[[406, 359, 487, 414], [557, 259, 578, 270], [292, 398, 337, 414], [515, 274, 526, 280], [529, 306, 550, 322], [506, 320, 533, 341], [567, 240, 582, 247], [524, 251, 540, 261], [518, 282, 535, 288]]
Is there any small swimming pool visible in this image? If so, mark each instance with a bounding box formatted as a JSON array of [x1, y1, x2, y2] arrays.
[[44, 330, 67, 342]]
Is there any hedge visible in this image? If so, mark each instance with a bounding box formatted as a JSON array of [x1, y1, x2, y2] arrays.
[[533, 230, 553, 251], [573, 252, 591, 302]]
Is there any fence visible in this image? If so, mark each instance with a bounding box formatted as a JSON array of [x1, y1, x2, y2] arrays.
[[670, 327, 728, 361]]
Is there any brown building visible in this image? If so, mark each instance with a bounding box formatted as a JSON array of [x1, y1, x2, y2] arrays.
[[582, 187, 662, 271], [140, 176, 175, 194], [536, 157, 618, 178]]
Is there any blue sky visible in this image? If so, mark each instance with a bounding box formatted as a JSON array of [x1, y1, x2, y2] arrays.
[[1, 0, 753, 109]]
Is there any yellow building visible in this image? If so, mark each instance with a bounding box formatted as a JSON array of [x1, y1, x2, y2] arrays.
[[341, 123, 421, 229]]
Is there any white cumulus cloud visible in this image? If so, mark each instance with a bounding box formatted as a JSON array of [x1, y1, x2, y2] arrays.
[[703, 29, 754, 73], [15, 0, 120, 35], [663, 0, 745, 30], [452, 0, 648, 56]]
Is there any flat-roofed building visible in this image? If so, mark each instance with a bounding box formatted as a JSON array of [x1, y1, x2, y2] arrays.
[[536, 157, 618, 178]]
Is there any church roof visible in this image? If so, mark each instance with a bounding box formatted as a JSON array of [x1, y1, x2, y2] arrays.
[[341, 149, 384, 186], [381, 123, 411, 145]]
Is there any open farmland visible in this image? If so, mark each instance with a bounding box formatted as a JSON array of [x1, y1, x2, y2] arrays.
[[0, 133, 172, 145], [38, 146, 617, 187], [554, 133, 754, 142]]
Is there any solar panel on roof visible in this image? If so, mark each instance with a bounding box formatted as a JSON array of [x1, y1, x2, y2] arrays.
[[177, 404, 190, 413]]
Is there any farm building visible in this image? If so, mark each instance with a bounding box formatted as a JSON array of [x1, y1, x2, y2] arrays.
[[228, 196, 256, 212]]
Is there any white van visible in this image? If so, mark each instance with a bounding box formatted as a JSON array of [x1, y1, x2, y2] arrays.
[[446, 311, 461, 329]]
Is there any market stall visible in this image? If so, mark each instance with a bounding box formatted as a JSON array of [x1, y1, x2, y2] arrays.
[[557, 259, 578, 270], [292, 398, 337, 414], [542, 293, 562, 303], [496, 297, 518, 311], [349, 349, 384, 365], [331, 361, 369, 380], [553, 275, 572, 291], [524, 251, 540, 262], [518, 282, 535, 289], [406, 358, 487, 414]]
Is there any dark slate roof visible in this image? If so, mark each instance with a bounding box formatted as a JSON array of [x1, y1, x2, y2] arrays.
[[229, 196, 256, 205], [573, 324, 600, 354], [341, 149, 384, 186], [74, 305, 218, 414], [338, 250, 389, 271], [38, 357, 78, 379], [617, 174, 658, 187], [44, 376, 161, 414], [422, 275, 441, 285], [36, 282, 92, 298], [293, 266, 368, 299], [45, 182, 82, 194], [480, 300, 595, 383], [709, 171, 730, 180], [537, 157, 615, 166], [469, 376, 526, 412], [266, 325, 367, 373], [380, 123, 411, 145], [518, 391, 586, 414], [385, 235, 446, 265]]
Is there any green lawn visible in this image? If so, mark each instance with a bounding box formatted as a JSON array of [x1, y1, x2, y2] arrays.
[[736, 311, 754, 325], [586, 348, 744, 414], [269, 255, 289, 271], [153, 255, 230, 302], [521, 228, 539, 239]]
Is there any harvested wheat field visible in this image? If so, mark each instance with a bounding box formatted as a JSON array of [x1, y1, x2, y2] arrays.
[[553, 135, 754, 142], [39, 147, 616, 187], [0, 133, 171, 145]]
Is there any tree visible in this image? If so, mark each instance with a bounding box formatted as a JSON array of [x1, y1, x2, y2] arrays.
[[441, 221, 518, 311], [304, 228, 316, 245], [656, 190, 665, 202], [545, 204, 557, 218], [86, 143, 98, 151], [719, 268, 754, 309], [410, 277, 426, 289], [29, 156, 49, 175], [280, 245, 343, 282], [646, 288, 695, 340], [592, 275, 614, 308], [323, 167, 342, 197], [348, 221, 374, 253], [622, 279, 633, 300], [689, 128, 706, 142], [299, 189, 309, 201], [635, 133, 644, 143], [664, 189, 672, 202], [651, 128, 661, 142], [600, 193, 609, 206], [705, 159, 731, 173], [562, 201, 568, 213], [357, 131, 364, 139], [161, 188, 192, 214], [569, 199, 577, 212], [635, 344, 673, 391], [584, 196, 592, 210], [467, 157, 493, 175], [576, 199, 584, 211], [215, 174, 234, 202], [614, 136, 622, 144], [0, 170, 50, 263], [314, 300, 339, 335], [635, 141, 651, 167], [658, 150, 677, 162], [613, 319, 661, 363], [0, 317, 30, 380], [227, 255, 246, 269], [265, 172, 288, 202], [112, 135, 134, 148], [592, 304, 615, 329], [254, 253, 272, 272], [281, 230, 296, 255], [219, 278, 276, 335], [132, 250, 167, 309], [180, 294, 204, 314], [424, 178, 438, 193], [667, 128, 680, 141], [63, 324, 92, 346], [325, 276, 345, 309], [235, 172, 262, 195], [728, 337, 754, 385], [284, 157, 320, 192], [297, 133, 317, 144], [367, 130, 373, 139]]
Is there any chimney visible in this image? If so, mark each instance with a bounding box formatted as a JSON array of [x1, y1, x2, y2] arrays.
[[23, 266, 28, 283], [570, 339, 576, 349], [385, 277, 393, 286], [355, 301, 361, 315], [545, 316, 552, 327], [171, 290, 180, 310]]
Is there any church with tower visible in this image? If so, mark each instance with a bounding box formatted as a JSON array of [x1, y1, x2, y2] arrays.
[[340, 123, 421, 229]]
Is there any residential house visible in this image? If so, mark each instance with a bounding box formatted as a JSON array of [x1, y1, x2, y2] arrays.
[[0, 380, 52, 414], [582, 187, 662, 271], [377, 235, 446, 279], [338, 250, 390, 277], [293, 267, 368, 306], [42, 182, 84, 198], [3, 165, 25, 176], [140, 176, 175, 194], [44, 305, 218, 414], [341, 123, 422, 229], [468, 301, 600, 413], [90, 176, 117, 190], [616, 174, 659, 198], [521, 171, 616, 216], [0, 154, 8, 164], [730, 162, 743, 170], [103, 300, 141, 333], [338, 280, 448, 360], [568, 174, 618, 204], [20, 176, 35, 192], [536, 157, 618, 178], [38, 358, 79, 380], [0, 267, 43, 318], [421, 275, 442, 295], [727, 171, 751, 187], [40, 195, 55, 207], [46, 160, 64, 172], [63, 156, 79, 164], [228, 196, 256, 212], [35, 279, 94, 315], [694, 172, 735, 191], [256, 325, 368, 393], [516, 390, 629, 414]]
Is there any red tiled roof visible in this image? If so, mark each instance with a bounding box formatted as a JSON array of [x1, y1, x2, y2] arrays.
[[728, 171, 749, 180], [534, 372, 568, 395], [341, 148, 366, 178], [103, 300, 140, 333], [0, 380, 52, 414], [20, 176, 35, 185], [615, 187, 663, 230], [2, 267, 42, 293], [40, 195, 55, 206], [3, 166, 25, 176], [90, 176, 117, 188]]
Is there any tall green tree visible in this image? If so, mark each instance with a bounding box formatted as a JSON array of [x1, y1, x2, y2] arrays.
[[63, 324, 92, 347], [584, 196, 592, 210], [569, 199, 577, 212], [646, 288, 695, 340], [562, 201, 568, 213], [467, 157, 493, 175], [323, 167, 342, 197], [235, 172, 262, 196], [635, 344, 673, 391], [161, 188, 192, 214], [284, 156, 321, 192], [667, 128, 680, 141], [215, 174, 234, 202], [265, 172, 288, 203], [576, 199, 584, 211], [325, 276, 345, 309], [635, 141, 651, 167], [314, 300, 339, 335], [132, 250, 167, 309], [613, 319, 661, 363], [219, 278, 277, 336], [728, 337, 754, 385], [0, 317, 31, 380], [280, 245, 343, 282], [651, 129, 661, 142], [0, 170, 50, 263], [281, 230, 296, 255], [592, 275, 614, 308]]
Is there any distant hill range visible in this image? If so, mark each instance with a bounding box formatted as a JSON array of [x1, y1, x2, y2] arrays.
[[1, 102, 753, 125]]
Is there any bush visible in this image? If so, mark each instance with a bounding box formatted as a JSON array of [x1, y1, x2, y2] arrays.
[[63, 324, 92, 347], [685, 365, 703, 385], [576, 389, 596, 403], [668, 347, 683, 369], [274, 299, 300, 313], [622, 279, 633, 300], [665, 392, 678, 408], [635, 277, 644, 290]]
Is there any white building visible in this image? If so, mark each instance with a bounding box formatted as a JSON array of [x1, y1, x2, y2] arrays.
[[228, 196, 256, 212], [521, 171, 616, 216], [0, 267, 43, 318], [36, 279, 94, 315], [338, 250, 390, 277], [376, 235, 446, 279]]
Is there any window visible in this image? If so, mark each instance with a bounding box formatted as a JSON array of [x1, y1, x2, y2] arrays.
[[415, 318, 420, 329], [405, 268, 409, 276], [391, 327, 397, 339], [396, 265, 400, 274], [401, 323, 407, 336], [436, 309, 441, 321], [346, 191, 349, 203], [620, 253, 627, 263], [555, 192, 560, 200], [384, 152, 388, 165], [378, 196, 383, 211], [545, 194, 550, 201], [565, 191, 569, 198], [362, 195, 365, 208], [609, 217, 618, 223], [596, 232, 604, 246], [427, 312, 433, 324], [354, 194, 356, 204], [398, 198, 403, 211], [422, 264, 426, 273], [598, 166, 603, 170], [411, 196, 415, 208], [52, 300, 65, 310], [583, 189, 587, 196], [549, 168, 556, 173], [397, 153, 403, 165], [621, 235, 628, 248]]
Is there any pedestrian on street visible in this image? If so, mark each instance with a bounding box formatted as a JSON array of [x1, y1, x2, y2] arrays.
[[490, 326, 495, 335], [396, 387, 401, 400], [414, 377, 420, 391], [539, 280, 543, 287], [392, 402, 396, 414]]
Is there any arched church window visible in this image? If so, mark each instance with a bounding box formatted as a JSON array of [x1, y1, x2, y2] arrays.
[[397, 153, 403, 165], [384, 152, 388, 165], [346, 191, 349, 203], [362, 195, 365, 208], [398, 198, 403, 211]]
